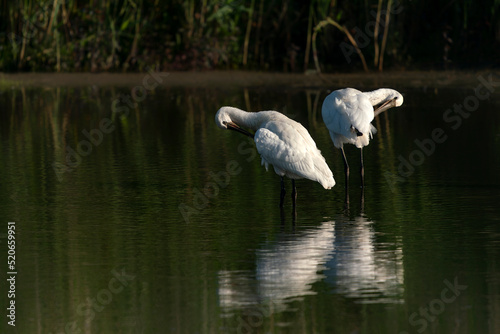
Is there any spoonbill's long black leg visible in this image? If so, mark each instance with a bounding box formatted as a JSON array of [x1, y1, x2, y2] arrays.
[[344, 185, 350, 211], [361, 184, 365, 212], [280, 176, 286, 208], [340, 147, 349, 186], [360, 147, 364, 188], [291, 179, 297, 208], [340, 146, 350, 209]]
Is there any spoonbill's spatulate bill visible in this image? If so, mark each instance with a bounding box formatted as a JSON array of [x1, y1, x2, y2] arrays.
[[321, 88, 404, 187], [215, 106, 335, 207]]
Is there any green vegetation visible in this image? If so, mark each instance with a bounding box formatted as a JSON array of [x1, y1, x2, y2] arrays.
[[1, 0, 499, 72]]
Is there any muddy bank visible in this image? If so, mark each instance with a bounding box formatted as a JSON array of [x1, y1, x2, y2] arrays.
[[1, 70, 498, 89]]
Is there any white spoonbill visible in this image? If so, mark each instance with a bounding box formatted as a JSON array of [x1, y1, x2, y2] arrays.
[[215, 106, 335, 207], [322, 88, 403, 187]]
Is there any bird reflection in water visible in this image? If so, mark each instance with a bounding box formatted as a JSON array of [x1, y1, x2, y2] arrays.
[[218, 215, 404, 319], [218, 222, 335, 316], [325, 215, 404, 303]]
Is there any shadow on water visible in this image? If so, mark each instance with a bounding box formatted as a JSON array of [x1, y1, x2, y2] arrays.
[[1, 74, 500, 333]]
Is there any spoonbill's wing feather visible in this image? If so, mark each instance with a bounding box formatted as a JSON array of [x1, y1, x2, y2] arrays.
[[322, 88, 377, 148], [345, 94, 375, 135], [322, 98, 354, 140], [254, 121, 335, 189], [323, 89, 374, 136]]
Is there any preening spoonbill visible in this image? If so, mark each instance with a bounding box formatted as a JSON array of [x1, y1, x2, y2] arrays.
[[215, 106, 335, 207], [322, 88, 403, 187]]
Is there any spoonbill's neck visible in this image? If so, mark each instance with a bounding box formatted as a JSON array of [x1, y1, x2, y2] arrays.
[[363, 88, 398, 106], [220, 107, 269, 130]]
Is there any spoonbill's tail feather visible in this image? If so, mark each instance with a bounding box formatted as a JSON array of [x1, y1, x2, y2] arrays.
[[254, 124, 335, 189]]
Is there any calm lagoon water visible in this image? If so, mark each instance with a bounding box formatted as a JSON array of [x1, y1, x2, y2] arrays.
[[1, 73, 500, 333]]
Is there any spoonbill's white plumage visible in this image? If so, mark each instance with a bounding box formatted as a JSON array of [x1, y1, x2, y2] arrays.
[[322, 88, 403, 186], [215, 106, 335, 207]]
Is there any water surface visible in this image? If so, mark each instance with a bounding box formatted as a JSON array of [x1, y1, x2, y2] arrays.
[[1, 73, 499, 333]]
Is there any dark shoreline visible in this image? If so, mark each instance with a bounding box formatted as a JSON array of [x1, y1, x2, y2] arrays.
[[1, 70, 499, 89]]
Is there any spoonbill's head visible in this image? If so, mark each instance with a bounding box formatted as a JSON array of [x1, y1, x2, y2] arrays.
[[215, 106, 255, 138], [391, 90, 404, 107], [373, 89, 404, 114]]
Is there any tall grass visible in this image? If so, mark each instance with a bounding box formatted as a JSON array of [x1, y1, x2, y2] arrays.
[[0, 0, 498, 72]]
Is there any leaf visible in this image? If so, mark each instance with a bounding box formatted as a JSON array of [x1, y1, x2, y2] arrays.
[[120, 20, 130, 31], [336, 10, 343, 21], [207, 6, 233, 23]]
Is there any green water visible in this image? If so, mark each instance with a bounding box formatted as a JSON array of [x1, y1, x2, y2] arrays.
[[1, 74, 500, 333]]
